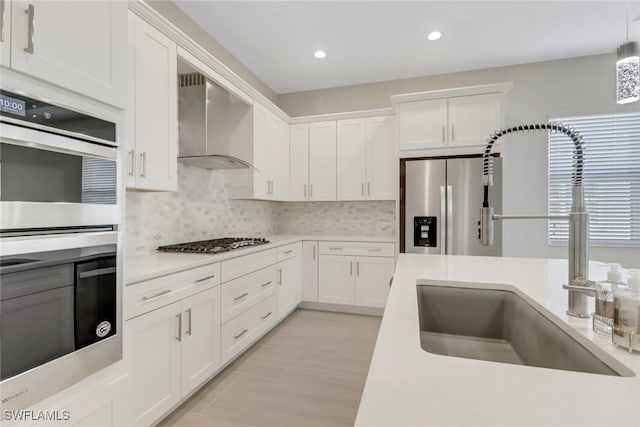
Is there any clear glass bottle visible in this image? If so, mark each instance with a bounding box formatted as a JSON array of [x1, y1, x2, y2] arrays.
[[593, 263, 623, 335], [613, 269, 640, 352]]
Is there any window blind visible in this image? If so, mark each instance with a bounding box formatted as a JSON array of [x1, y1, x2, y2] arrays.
[[548, 112, 640, 246]]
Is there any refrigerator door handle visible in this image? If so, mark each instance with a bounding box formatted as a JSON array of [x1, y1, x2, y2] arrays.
[[447, 185, 453, 255], [440, 186, 446, 255]]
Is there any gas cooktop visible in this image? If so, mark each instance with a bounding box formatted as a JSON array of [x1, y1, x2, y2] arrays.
[[157, 237, 269, 254]]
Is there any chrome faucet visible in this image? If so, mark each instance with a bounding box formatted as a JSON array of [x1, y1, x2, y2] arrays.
[[479, 123, 594, 318]]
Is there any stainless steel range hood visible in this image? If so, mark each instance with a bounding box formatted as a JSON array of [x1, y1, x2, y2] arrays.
[[178, 72, 255, 170]]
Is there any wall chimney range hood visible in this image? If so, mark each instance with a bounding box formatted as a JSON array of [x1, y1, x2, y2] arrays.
[[178, 72, 256, 170]]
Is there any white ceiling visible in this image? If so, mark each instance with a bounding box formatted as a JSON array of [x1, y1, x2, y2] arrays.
[[173, 1, 640, 94]]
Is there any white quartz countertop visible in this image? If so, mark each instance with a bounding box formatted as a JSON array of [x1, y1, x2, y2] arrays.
[[356, 254, 640, 427], [125, 234, 395, 285]]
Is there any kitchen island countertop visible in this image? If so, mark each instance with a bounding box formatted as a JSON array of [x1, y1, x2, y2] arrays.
[[356, 254, 640, 427]]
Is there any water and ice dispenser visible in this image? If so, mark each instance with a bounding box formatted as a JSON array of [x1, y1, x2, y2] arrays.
[[413, 216, 437, 247]]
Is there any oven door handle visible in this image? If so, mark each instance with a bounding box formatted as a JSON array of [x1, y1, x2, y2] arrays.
[[78, 267, 116, 279], [0, 231, 118, 257]]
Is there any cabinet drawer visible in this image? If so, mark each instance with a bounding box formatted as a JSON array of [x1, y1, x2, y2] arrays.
[[124, 263, 220, 320], [221, 294, 277, 364], [277, 242, 301, 262], [221, 249, 277, 283], [221, 265, 277, 324], [318, 241, 394, 257]]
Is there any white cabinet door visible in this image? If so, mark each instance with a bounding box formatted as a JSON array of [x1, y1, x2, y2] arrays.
[[337, 118, 367, 201], [180, 287, 221, 397], [398, 98, 447, 150], [302, 241, 318, 302], [124, 12, 137, 189], [132, 16, 177, 192], [10, 1, 127, 108], [125, 302, 181, 426], [289, 123, 309, 201], [309, 121, 337, 201], [0, 0, 10, 67], [355, 257, 394, 308], [318, 255, 355, 305], [270, 117, 290, 201], [366, 116, 396, 200], [276, 254, 302, 320], [252, 103, 270, 199], [448, 93, 502, 147]]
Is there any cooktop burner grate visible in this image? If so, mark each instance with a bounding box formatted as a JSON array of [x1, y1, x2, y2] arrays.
[[157, 237, 269, 254]]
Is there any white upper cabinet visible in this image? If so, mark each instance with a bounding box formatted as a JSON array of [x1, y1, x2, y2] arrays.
[[393, 84, 510, 151], [0, 0, 10, 66], [270, 116, 290, 200], [125, 12, 177, 192], [336, 116, 395, 201], [252, 103, 270, 199], [8, 0, 127, 108], [289, 123, 310, 201], [309, 121, 337, 201]]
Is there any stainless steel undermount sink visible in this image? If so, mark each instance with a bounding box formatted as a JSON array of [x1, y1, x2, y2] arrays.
[[417, 281, 634, 377]]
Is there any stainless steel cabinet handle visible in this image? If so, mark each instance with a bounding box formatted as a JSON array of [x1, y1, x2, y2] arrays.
[[278, 269, 282, 284], [176, 313, 182, 342], [309, 184, 313, 198], [142, 289, 171, 301], [0, 0, 6, 43], [442, 125, 445, 143], [329, 247, 343, 251], [368, 182, 371, 196], [233, 329, 248, 339], [266, 180, 270, 194], [185, 308, 192, 336], [367, 248, 382, 252], [361, 182, 364, 196], [140, 152, 147, 178], [78, 267, 116, 279], [312, 245, 316, 260], [261, 312, 273, 320], [451, 125, 455, 142], [128, 149, 135, 176], [284, 250, 293, 254], [357, 261, 360, 276], [350, 261, 353, 276], [304, 184, 307, 198], [195, 274, 216, 283], [260, 281, 272, 287], [234, 292, 249, 301], [24, 4, 34, 54]]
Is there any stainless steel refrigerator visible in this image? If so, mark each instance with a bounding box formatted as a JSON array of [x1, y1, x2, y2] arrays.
[[402, 157, 502, 256]]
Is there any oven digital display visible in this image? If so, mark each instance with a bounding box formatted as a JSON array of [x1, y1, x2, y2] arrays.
[[0, 94, 26, 117]]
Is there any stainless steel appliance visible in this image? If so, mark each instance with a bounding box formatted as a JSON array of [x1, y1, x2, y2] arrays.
[[0, 231, 121, 411], [401, 156, 502, 256], [0, 89, 119, 231], [158, 237, 270, 254]]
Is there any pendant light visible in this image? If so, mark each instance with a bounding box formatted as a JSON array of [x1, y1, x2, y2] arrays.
[[616, 4, 639, 104]]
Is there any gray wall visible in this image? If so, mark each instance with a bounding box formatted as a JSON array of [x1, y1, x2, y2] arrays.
[[279, 54, 640, 268], [146, 0, 277, 104]]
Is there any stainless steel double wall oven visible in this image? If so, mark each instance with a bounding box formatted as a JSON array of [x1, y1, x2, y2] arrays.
[[0, 89, 122, 411]]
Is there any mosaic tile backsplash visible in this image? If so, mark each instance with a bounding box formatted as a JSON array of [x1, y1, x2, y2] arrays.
[[125, 164, 396, 255]]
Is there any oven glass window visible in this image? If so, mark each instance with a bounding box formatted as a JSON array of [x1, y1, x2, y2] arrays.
[[0, 144, 116, 204]]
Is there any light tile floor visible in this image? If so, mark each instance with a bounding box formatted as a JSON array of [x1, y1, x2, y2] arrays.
[[157, 309, 382, 427]]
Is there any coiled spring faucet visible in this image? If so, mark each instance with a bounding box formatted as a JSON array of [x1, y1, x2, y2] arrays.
[[479, 123, 592, 318]]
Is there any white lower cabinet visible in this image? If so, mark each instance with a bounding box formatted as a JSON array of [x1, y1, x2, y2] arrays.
[[124, 287, 220, 426], [276, 254, 302, 320], [318, 241, 395, 308]]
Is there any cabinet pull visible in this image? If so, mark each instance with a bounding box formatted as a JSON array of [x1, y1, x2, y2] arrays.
[[140, 152, 147, 178], [176, 313, 182, 342], [357, 261, 360, 276], [442, 125, 445, 143], [266, 180, 270, 194], [24, 4, 34, 54], [128, 149, 135, 176], [368, 182, 371, 196], [284, 250, 293, 254], [261, 311, 273, 320], [309, 184, 313, 198], [234, 292, 249, 301], [142, 289, 171, 301], [368, 248, 382, 252], [329, 247, 343, 251], [312, 245, 316, 260], [195, 274, 216, 283], [304, 184, 307, 198], [451, 125, 455, 142], [185, 308, 192, 336], [278, 269, 282, 284], [350, 261, 353, 276], [233, 329, 249, 339], [0, 0, 6, 43], [260, 281, 272, 287], [361, 182, 364, 196]]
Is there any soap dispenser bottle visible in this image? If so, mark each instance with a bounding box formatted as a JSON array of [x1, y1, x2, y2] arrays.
[[613, 269, 640, 352], [593, 263, 623, 335]]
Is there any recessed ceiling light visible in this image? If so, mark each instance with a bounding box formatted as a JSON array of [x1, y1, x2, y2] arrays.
[[427, 31, 442, 41], [314, 50, 327, 59]]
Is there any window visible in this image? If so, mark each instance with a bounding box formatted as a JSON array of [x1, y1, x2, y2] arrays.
[[548, 112, 640, 246]]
